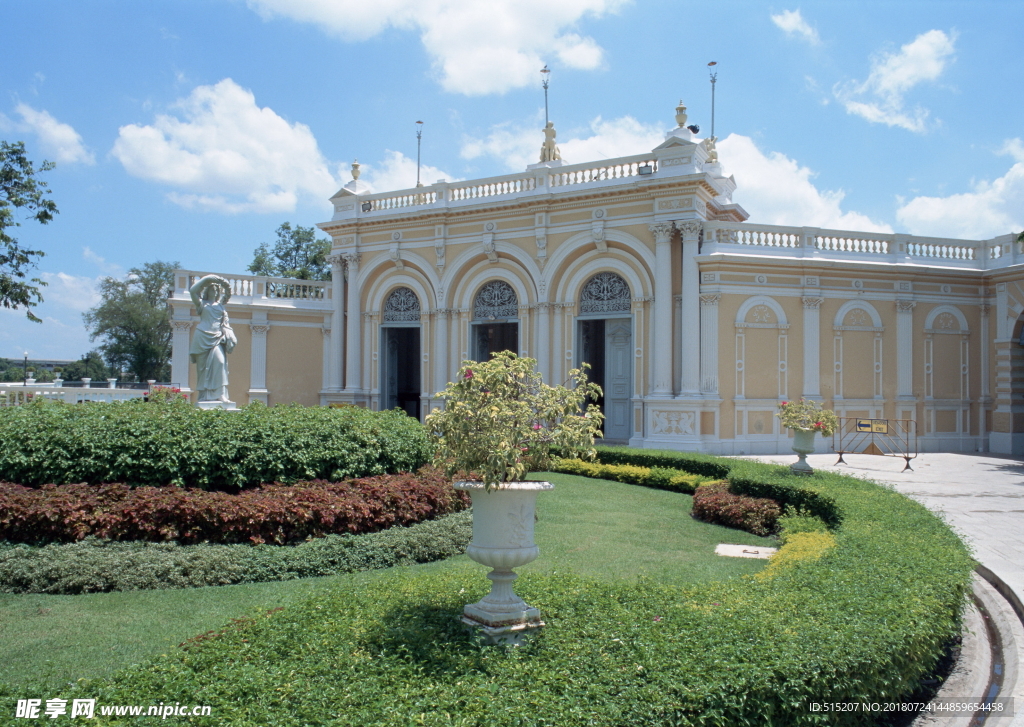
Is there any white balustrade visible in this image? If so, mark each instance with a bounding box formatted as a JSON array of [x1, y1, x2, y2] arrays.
[[0, 385, 148, 406], [178, 273, 329, 305]]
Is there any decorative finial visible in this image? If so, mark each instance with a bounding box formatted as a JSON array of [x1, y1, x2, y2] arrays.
[[675, 100, 688, 129], [351, 159, 361, 181]]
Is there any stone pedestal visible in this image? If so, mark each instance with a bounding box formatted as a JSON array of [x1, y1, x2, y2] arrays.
[[454, 480, 553, 645], [196, 400, 239, 411], [790, 429, 816, 474]]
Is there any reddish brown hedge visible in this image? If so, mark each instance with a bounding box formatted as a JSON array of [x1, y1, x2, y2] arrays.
[[0, 468, 469, 545], [691, 480, 781, 536]]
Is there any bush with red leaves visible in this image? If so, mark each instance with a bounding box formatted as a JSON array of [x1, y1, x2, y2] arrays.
[[691, 481, 781, 537], [0, 468, 469, 545]]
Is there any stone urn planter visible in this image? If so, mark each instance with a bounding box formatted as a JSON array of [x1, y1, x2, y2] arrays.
[[789, 428, 817, 474], [454, 480, 553, 644]]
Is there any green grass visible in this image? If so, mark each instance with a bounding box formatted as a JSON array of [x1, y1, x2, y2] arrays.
[[0, 473, 769, 689]]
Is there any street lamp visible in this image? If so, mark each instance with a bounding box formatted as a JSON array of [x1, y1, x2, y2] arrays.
[[23, 352, 28, 387]]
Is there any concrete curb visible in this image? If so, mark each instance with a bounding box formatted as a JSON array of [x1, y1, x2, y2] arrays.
[[914, 571, 1024, 726]]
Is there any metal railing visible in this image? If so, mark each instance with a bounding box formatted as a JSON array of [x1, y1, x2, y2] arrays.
[[832, 418, 918, 472]]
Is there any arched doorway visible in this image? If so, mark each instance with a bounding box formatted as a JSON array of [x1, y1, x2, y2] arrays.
[[381, 287, 421, 419], [576, 272, 633, 442], [472, 280, 519, 361]]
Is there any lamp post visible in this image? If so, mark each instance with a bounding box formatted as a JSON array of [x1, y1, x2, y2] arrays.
[[23, 352, 28, 386], [708, 61, 718, 139], [541, 65, 551, 126], [415, 120, 424, 188]]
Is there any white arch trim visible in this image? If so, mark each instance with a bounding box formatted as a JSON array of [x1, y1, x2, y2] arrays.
[[735, 295, 789, 327], [454, 265, 533, 314], [833, 299, 882, 328], [559, 254, 649, 308], [440, 241, 542, 307], [925, 304, 969, 332], [546, 228, 655, 298], [357, 250, 441, 302], [364, 272, 433, 318]]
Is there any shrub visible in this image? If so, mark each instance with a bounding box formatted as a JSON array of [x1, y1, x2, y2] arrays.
[[0, 468, 468, 545], [0, 510, 472, 594], [0, 399, 430, 489], [755, 530, 837, 582], [691, 481, 782, 536], [593, 445, 731, 479], [551, 458, 707, 493]]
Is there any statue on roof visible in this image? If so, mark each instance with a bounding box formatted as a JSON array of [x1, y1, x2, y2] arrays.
[[539, 122, 562, 163]]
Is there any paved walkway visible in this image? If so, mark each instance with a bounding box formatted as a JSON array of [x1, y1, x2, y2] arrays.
[[744, 451, 1024, 616]]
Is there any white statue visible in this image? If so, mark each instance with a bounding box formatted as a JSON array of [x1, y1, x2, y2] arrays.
[[539, 121, 562, 163], [189, 275, 237, 404]]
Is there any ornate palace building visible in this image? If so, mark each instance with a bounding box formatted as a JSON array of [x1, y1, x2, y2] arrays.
[[168, 102, 1024, 455]]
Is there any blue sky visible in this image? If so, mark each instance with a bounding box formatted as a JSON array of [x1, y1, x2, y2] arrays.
[[2, 0, 1022, 360]]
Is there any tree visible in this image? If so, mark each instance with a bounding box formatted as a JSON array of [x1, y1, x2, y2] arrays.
[[1, 141, 58, 322], [248, 222, 331, 280], [82, 261, 179, 382], [61, 350, 111, 382]]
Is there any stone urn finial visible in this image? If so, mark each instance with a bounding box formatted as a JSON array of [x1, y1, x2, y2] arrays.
[[675, 100, 688, 128], [351, 159, 361, 181]]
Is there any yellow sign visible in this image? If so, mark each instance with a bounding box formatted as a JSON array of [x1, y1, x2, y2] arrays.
[[857, 419, 889, 434], [856, 419, 871, 432]]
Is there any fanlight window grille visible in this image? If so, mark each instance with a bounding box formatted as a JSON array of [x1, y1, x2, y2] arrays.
[[579, 272, 631, 314], [384, 287, 421, 322], [473, 280, 518, 320]]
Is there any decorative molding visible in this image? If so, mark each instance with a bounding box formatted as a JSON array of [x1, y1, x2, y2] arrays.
[[674, 220, 702, 238], [699, 293, 721, 307], [389, 242, 404, 270], [579, 272, 630, 314], [249, 324, 271, 335], [702, 272, 717, 283], [896, 299, 917, 313], [648, 222, 674, 243], [171, 320, 194, 332], [660, 156, 692, 167], [591, 220, 607, 252], [651, 410, 695, 435], [802, 297, 824, 309], [474, 280, 518, 319], [384, 287, 421, 322], [482, 232, 497, 263], [657, 198, 692, 211]]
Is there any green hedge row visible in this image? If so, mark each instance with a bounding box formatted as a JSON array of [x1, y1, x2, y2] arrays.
[[34, 452, 974, 725], [550, 458, 711, 493], [0, 399, 430, 489], [0, 510, 472, 594]]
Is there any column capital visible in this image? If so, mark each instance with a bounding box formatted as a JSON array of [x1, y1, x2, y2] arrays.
[[648, 221, 674, 243], [895, 299, 916, 313], [700, 293, 721, 307], [801, 297, 824, 310], [326, 253, 345, 268], [341, 251, 361, 273], [674, 219, 702, 240], [171, 319, 194, 332], [249, 323, 271, 335]]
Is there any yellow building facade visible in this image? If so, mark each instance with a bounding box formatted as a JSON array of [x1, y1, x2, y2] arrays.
[[168, 107, 1024, 455]]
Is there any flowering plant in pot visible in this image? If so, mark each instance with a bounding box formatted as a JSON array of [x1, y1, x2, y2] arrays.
[[776, 398, 839, 474], [426, 351, 603, 643]]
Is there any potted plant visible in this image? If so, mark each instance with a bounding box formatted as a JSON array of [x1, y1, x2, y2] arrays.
[[427, 351, 603, 644], [776, 399, 839, 474]]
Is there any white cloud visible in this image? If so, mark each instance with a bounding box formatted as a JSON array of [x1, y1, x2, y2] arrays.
[[461, 115, 664, 171], [718, 134, 892, 232], [39, 272, 103, 312], [0, 104, 94, 164], [359, 150, 459, 192], [771, 9, 820, 45], [82, 247, 125, 277], [111, 78, 338, 214], [834, 29, 955, 132], [895, 139, 1024, 239], [245, 0, 628, 95]]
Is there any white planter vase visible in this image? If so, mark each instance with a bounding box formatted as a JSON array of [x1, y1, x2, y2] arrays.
[[454, 480, 553, 644], [790, 428, 817, 474]]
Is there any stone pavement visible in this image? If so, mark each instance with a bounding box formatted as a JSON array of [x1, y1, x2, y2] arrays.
[[744, 451, 1024, 617]]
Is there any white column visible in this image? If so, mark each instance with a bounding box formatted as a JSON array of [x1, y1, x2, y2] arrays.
[[552, 302, 564, 383], [327, 254, 345, 391], [249, 323, 270, 404], [170, 319, 193, 392], [649, 222, 674, 396], [699, 294, 720, 394], [343, 253, 362, 393], [896, 299, 916, 399], [981, 304, 991, 400], [434, 309, 450, 393], [536, 303, 551, 382], [801, 297, 823, 398], [676, 220, 702, 396]]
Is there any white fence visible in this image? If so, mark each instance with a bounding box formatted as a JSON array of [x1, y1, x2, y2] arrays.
[[0, 385, 148, 406]]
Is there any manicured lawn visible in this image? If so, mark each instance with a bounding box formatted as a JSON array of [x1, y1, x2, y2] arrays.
[[0, 473, 772, 689]]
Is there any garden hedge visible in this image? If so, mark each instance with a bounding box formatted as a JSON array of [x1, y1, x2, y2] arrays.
[[0, 468, 468, 545], [32, 451, 973, 725], [0, 510, 472, 594], [0, 399, 430, 489]]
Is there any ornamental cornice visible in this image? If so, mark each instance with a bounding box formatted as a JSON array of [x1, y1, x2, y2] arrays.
[[833, 326, 884, 333]]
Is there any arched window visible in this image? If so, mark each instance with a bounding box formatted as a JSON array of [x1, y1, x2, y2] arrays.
[[473, 280, 518, 320], [383, 287, 420, 322], [579, 272, 631, 314]]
